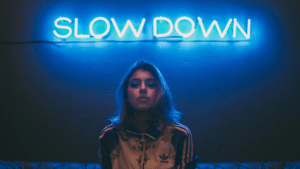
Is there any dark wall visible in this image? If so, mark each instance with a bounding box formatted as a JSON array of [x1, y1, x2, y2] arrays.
[[1, 0, 300, 163]]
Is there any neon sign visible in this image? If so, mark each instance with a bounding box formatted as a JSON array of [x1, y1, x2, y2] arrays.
[[53, 17, 251, 40]]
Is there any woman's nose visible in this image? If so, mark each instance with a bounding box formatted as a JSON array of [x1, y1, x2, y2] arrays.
[[140, 82, 147, 94], [140, 88, 147, 94]]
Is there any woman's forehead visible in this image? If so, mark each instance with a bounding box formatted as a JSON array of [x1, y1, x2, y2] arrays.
[[129, 69, 155, 80]]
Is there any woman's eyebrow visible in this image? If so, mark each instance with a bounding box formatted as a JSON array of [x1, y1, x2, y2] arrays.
[[129, 78, 141, 82], [130, 78, 156, 81], [145, 78, 156, 81]]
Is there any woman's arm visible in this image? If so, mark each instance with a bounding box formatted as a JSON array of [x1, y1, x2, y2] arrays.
[[173, 125, 198, 169], [98, 137, 112, 169]]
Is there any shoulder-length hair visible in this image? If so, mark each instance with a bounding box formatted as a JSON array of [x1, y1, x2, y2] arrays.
[[109, 60, 181, 128]]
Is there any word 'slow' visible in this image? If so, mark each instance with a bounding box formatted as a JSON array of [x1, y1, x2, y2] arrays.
[[53, 17, 251, 39]]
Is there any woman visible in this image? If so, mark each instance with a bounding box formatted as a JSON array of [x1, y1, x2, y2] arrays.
[[98, 60, 197, 169]]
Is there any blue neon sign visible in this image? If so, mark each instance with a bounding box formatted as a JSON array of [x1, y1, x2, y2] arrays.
[[53, 16, 251, 40]]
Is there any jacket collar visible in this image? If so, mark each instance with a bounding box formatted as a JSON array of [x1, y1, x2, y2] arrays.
[[126, 124, 161, 140]]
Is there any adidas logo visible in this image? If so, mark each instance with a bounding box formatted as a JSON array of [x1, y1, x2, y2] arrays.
[[159, 154, 169, 163]]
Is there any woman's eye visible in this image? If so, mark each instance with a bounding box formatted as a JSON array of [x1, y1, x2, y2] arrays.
[[147, 83, 156, 88], [130, 83, 139, 88]]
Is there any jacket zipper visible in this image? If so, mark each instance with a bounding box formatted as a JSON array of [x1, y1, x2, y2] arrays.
[[141, 133, 146, 169]]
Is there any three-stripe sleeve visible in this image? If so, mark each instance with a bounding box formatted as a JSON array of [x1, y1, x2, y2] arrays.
[[98, 125, 115, 169], [175, 125, 197, 169]]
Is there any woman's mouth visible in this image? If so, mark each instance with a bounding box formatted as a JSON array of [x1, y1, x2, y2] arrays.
[[138, 96, 149, 100]]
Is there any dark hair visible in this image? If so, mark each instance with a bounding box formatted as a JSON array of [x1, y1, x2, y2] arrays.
[[109, 60, 181, 128]]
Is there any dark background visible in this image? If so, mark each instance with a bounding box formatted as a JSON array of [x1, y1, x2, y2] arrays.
[[1, 0, 300, 163]]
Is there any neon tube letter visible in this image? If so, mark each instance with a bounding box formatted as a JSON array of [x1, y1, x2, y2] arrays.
[[74, 18, 90, 38], [153, 17, 174, 37], [198, 17, 233, 38], [89, 17, 110, 39], [53, 17, 72, 38], [175, 17, 195, 38], [233, 19, 251, 39], [111, 18, 146, 38]]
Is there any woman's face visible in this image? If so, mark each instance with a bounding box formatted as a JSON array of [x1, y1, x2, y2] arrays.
[[127, 69, 162, 111]]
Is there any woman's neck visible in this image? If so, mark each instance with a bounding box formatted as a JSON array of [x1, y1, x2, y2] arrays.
[[133, 110, 153, 133]]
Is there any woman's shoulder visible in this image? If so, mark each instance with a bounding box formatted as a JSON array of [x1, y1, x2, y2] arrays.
[[99, 124, 119, 139], [169, 123, 192, 136]]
